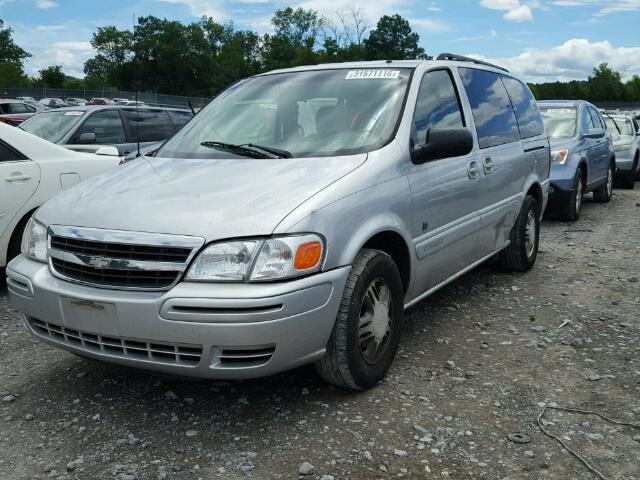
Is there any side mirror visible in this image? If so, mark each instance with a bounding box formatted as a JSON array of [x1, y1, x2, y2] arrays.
[[78, 132, 96, 144], [584, 128, 605, 139], [95, 146, 120, 156], [412, 127, 474, 164]]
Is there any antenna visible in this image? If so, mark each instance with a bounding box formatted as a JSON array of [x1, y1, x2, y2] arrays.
[[135, 90, 141, 157]]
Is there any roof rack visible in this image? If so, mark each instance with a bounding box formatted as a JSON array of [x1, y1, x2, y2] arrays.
[[436, 53, 509, 73]]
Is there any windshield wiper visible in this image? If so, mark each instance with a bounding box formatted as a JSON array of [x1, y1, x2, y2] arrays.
[[200, 141, 291, 159]]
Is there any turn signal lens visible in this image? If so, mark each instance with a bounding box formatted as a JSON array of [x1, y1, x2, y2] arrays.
[[294, 242, 322, 270]]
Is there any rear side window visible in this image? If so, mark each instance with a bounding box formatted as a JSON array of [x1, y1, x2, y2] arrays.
[[75, 110, 126, 144], [0, 141, 25, 162], [122, 109, 173, 142], [411, 69, 465, 148], [500, 76, 543, 139], [459, 68, 520, 149], [168, 111, 193, 131], [8, 103, 33, 114]]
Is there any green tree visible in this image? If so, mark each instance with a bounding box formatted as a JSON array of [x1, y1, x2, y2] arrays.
[[0, 19, 31, 86], [84, 25, 133, 88], [34, 65, 65, 88], [624, 75, 640, 102], [364, 14, 425, 60], [586, 63, 624, 102]]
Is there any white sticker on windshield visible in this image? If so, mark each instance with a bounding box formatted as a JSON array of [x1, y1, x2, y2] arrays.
[[346, 70, 400, 80], [543, 108, 573, 114], [64, 111, 84, 116]]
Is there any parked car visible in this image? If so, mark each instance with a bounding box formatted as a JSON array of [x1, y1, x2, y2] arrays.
[[16, 96, 37, 104], [20, 105, 193, 155], [538, 100, 614, 220], [65, 97, 86, 106], [0, 123, 121, 270], [39, 98, 69, 109], [0, 99, 39, 125], [86, 97, 114, 105], [7, 55, 550, 389], [604, 114, 640, 184]]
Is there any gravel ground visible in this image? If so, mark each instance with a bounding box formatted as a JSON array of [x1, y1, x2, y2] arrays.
[[1, 185, 640, 480]]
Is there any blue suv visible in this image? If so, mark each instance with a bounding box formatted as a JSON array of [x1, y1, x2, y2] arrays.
[[539, 100, 614, 221]]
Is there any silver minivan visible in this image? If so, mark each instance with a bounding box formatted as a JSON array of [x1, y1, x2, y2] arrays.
[[7, 55, 550, 389]]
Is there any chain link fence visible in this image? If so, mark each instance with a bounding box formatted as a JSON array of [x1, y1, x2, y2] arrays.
[[0, 87, 212, 110]]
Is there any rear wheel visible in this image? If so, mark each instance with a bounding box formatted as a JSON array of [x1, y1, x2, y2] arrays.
[[593, 163, 614, 203], [499, 195, 540, 272], [316, 249, 404, 390]]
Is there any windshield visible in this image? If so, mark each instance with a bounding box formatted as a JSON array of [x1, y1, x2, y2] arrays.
[[21, 111, 85, 143], [539, 107, 577, 139], [157, 68, 411, 159], [605, 117, 634, 136]]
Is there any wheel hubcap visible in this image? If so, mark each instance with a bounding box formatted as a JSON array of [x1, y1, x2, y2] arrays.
[[358, 278, 392, 364], [575, 178, 583, 213], [525, 210, 537, 258]]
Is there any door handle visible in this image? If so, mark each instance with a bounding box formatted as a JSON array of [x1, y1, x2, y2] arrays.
[[467, 161, 480, 179], [5, 174, 32, 182], [483, 157, 494, 174]]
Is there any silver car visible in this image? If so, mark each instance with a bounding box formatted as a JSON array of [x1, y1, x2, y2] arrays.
[[603, 114, 640, 187], [7, 55, 550, 389]]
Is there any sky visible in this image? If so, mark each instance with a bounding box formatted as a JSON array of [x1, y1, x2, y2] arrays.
[[1, 0, 639, 83]]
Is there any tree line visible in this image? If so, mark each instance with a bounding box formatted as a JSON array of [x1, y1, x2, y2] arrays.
[[1, 10, 640, 102]]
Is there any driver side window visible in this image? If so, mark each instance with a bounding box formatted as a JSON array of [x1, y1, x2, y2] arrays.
[[580, 107, 594, 135], [411, 70, 464, 149]]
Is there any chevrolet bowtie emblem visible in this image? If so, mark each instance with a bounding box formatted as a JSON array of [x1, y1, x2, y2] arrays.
[[86, 256, 111, 269]]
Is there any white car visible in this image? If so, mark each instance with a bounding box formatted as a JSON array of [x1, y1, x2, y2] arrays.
[[0, 123, 121, 268]]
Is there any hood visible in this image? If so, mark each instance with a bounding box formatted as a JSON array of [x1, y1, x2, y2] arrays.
[[549, 137, 579, 151], [36, 155, 366, 241]]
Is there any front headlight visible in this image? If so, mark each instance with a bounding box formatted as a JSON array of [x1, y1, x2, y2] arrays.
[[614, 143, 632, 152], [185, 234, 324, 282], [551, 149, 569, 165], [21, 218, 48, 262]]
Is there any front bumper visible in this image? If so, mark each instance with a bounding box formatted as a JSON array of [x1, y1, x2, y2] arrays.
[[6, 255, 350, 379]]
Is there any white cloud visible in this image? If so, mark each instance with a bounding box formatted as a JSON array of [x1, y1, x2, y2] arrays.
[[36, 24, 66, 31], [36, 0, 59, 9], [156, 0, 224, 18], [25, 41, 95, 78], [295, 0, 408, 27], [411, 18, 449, 32], [468, 38, 640, 83], [503, 4, 532, 20], [480, 0, 534, 21], [551, 0, 640, 16]]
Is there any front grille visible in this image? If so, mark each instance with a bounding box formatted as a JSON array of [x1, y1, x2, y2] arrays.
[[47, 227, 203, 291], [50, 235, 191, 262], [29, 318, 203, 366], [51, 257, 178, 289]]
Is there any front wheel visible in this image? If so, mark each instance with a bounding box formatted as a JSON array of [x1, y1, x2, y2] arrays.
[[498, 195, 540, 272], [593, 163, 614, 202], [316, 249, 404, 390]]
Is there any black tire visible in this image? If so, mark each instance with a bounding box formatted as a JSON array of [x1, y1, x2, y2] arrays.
[[634, 153, 640, 181], [558, 172, 584, 221], [498, 195, 540, 272], [619, 163, 636, 190], [7, 214, 32, 263], [593, 163, 613, 203], [316, 249, 404, 390]]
